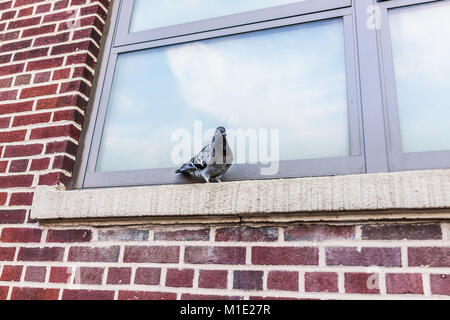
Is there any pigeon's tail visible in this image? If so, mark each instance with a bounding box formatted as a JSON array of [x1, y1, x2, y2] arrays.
[[175, 163, 196, 174]]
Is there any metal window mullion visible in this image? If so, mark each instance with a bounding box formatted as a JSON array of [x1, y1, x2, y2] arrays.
[[353, 0, 390, 173]]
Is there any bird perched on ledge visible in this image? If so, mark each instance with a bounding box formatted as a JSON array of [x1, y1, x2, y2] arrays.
[[175, 126, 233, 183]]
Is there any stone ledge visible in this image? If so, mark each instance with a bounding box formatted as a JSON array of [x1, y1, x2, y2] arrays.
[[31, 169, 450, 225]]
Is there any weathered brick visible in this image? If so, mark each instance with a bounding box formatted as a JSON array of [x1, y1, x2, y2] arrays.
[[8, 159, 28, 172], [386, 273, 423, 294], [33, 71, 51, 83], [30, 158, 50, 170], [18, 247, 65, 262], [14, 48, 48, 61], [46, 229, 92, 243], [123, 246, 179, 263], [33, 32, 70, 47], [22, 24, 55, 37], [0, 265, 23, 282], [49, 267, 72, 284], [305, 272, 338, 293], [285, 225, 355, 241], [118, 291, 176, 300], [154, 229, 209, 241], [165, 269, 194, 288], [430, 274, 450, 295], [24, 266, 46, 283], [98, 229, 148, 241], [0, 89, 17, 101], [68, 246, 120, 262], [252, 247, 318, 265], [0, 210, 26, 224], [362, 224, 442, 240], [0, 247, 15, 261], [4, 144, 43, 157], [9, 192, 33, 206], [345, 273, 380, 294], [267, 271, 299, 292], [62, 289, 114, 300], [74, 267, 104, 285], [134, 268, 161, 285], [14, 74, 31, 86], [52, 155, 76, 172], [45, 140, 78, 155], [215, 226, 278, 242], [7, 17, 40, 30], [233, 271, 263, 290], [184, 246, 245, 265], [11, 287, 59, 300], [198, 270, 228, 289], [0, 228, 42, 243], [408, 247, 450, 267], [107, 268, 132, 285], [326, 247, 401, 267]]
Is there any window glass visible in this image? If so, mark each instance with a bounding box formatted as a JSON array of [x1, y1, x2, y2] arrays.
[[389, 2, 450, 153], [130, 0, 306, 32], [96, 19, 349, 172]]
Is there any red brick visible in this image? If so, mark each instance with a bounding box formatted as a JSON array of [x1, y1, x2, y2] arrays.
[[118, 291, 176, 300], [27, 57, 64, 72], [285, 225, 355, 241], [0, 101, 33, 115], [305, 272, 338, 293], [8, 159, 28, 172], [18, 7, 33, 17], [33, 32, 70, 47], [386, 273, 423, 294], [326, 247, 401, 267], [345, 273, 380, 294], [22, 24, 55, 37], [46, 229, 92, 243], [134, 268, 161, 285], [0, 265, 23, 282], [0, 192, 7, 205], [81, 3, 107, 19], [0, 247, 15, 261], [0, 175, 33, 188], [72, 65, 94, 82], [30, 124, 80, 140], [0, 210, 26, 224], [216, 226, 278, 242], [0, 40, 31, 53], [20, 84, 58, 99], [98, 229, 149, 241], [18, 247, 65, 262], [43, 10, 77, 24], [4, 144, 43, 157], [362, 224, 442, 240], [1, 10, 15, 20], [0, 228, 42, 243], [0, 286, 8, 300], [0, 78, 12, 89], [36, 3, 51, 14], [267, 271, 299, 292], [53, 0, 69, 10], [68, 246, 120, 262], [0, 89, 17, 101], [165, 269, 194, 288], [430, 274, 450, 295], [0, 130, 26, 143], [154, 229, 209, 241], [38, 172, 71, 186], [11, 287, 59, 300], [233, 271, 263, 290], [252, 247, 318, 265], [66, 52, 95, 69], [51, 40, 98, 57], [14, 74, 31, 85], [60, 79, 91, 96], [0, 162, 7, 173], [33, 71, 51, 83], [62, 289, 114, 300], [53, 68, 72, 80], [0, 117, 10, 128], [0, 1, 12, 10], [52, 155, 76, 172], [123, 246, 179, 263], [198, 270, 228, 289], [14, 0, 45, 8], [184, 246, 245, 265], [107, 267, 132, 285], [45, 140, 78, 155], [7, 17, 40, 30], [181, 294, 242, 300], [408, 247, 450, 267], [0, 54, 11, 64], [24, 266, 46, 283], [49, 267, 72, 284], [37, 95, 86, 110], [14, 48, 48, 61], [30, 158, 50, 170], [0, 63, 24, 76], [9, 192, 33, 206], [74, 267, 104, 285]]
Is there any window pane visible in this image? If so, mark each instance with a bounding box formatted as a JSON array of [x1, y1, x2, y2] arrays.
[[389, 2, 450, 153], [97, 19, 349, 172], [130, 0, 306, 32]]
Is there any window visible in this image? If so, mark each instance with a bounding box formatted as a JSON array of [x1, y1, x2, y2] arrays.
[[76, 0, 450, 188]]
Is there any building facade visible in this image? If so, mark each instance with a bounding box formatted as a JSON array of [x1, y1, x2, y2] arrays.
[[0, 0, 449, 300]]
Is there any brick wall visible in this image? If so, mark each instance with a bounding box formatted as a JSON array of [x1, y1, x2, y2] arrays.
[[0, 0, 449, 300]]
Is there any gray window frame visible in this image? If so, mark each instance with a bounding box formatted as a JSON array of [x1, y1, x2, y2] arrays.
[[74, 0, 450, 189], [377, 0, 450, 171]]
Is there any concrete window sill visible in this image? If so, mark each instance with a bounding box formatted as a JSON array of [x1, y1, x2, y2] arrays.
[[31, 169, 450, 226]]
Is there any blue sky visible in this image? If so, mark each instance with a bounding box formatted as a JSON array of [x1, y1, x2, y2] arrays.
[[96, 19, 349, 172]]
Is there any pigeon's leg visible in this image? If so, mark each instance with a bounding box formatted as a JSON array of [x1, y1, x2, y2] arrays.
[[215, 175, 222, 183], [200, 171, 210, 184]]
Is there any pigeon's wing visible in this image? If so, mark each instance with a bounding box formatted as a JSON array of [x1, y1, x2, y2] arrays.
[[175, 144, 212, 173]]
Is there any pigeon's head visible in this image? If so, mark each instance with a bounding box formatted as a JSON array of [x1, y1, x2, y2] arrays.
[[215, 126, 227, 137]]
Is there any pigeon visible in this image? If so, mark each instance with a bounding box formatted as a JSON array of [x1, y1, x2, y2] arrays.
[[175, 126, 233, 183]]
